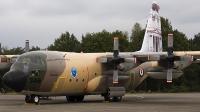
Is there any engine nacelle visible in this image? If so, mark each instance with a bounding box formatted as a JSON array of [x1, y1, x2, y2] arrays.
[[147, 71, 183, 79], [108, 87, 125, 97], [118, 63, 137, 71], [173, 61, 192, 70]]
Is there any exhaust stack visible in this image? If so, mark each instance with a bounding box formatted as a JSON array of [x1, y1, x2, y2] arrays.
[[25, 40, 29, 52]]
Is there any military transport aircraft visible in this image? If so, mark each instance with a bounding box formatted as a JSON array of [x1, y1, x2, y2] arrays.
[[2, 1, 200, 105], [0, 40, 29, 70]]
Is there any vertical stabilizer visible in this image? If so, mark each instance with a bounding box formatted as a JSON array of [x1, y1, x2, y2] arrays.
[[25, 40, 29, 52], [140, 1, 162, 52]]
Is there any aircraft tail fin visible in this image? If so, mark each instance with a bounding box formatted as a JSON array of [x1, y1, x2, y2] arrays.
[[139, 1, 162, 52]]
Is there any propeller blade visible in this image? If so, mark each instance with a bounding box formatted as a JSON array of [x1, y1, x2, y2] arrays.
[[114, 37, 119, 57], [168, 34, 173, 55], [167, 68, 172, 83], [168, 34, 173, 47], [113, 70, 118, 84]]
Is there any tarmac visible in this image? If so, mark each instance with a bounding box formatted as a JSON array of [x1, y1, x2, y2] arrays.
[[0, 93, 200, 112]]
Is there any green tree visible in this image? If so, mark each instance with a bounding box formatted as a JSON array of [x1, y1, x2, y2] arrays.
[[128, 23, 144, 52], [30, 46, 41, 51], [189, 33, 200, 51], [47, 31, 81, 52], [160, 17, 173, 51], [130, 22, 142, 42], [81, 30, 129, 53], [1, 46, 24, 55], [172, 29, 190, 51]]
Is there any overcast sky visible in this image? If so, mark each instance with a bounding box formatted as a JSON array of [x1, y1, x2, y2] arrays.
[[0, 0, 200, 49]]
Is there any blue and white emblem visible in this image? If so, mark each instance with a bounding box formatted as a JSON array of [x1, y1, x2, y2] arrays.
[[71, 67, 78, 78]]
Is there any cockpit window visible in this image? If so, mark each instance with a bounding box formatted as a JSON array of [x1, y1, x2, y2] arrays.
[[39, 60, 44, 65], [15, 57, 24, 63], [30, 55, 44, 65], [14, 55, 44, 66], [22, 58, 30, 64]]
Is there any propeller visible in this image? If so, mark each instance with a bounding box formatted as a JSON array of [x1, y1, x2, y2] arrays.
[[166, 34, 175, 83], [165, 34, 193, 83], [96, 37, 137, 84], [112, 37, 122, 84], [148, 34, 194, 83]]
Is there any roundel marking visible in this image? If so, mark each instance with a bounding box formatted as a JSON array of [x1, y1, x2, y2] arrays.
[[71, 67, 78, 78], [139, 67, 144, 77]]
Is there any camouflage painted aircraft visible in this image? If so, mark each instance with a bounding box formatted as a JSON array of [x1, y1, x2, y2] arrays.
[[2, 1, 200, 105]]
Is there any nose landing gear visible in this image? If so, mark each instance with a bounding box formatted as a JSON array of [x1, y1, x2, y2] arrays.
[[25, 95, 40, 105]]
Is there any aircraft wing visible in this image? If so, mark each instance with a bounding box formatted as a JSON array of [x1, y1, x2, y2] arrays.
[[106, 52, 167, 62], [0, 55, 20, 70], [106, 51, 200, 63]]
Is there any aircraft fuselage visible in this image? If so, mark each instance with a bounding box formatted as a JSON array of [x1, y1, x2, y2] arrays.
[[3, 51, 154, 96]]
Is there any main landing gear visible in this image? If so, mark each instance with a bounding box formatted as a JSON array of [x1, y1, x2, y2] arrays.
[[103, 92, 122, 102], [103, 87, 125, 102], [66, 95, 85, 102], [25, 95, 40, 105]]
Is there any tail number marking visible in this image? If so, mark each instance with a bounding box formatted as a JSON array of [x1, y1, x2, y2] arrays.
[[29, 78, 41, 83]]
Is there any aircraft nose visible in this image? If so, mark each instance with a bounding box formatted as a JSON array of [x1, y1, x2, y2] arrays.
[[2, 69, 27, 92]]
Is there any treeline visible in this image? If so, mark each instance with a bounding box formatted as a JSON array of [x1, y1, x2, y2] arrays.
[[1, 17, 200, 92]]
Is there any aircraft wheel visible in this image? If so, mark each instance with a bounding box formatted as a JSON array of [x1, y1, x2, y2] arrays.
[[32, 95, 40, 105], [76, 95, 84, 101], [66, 96, 75, 102], [25, 95, 40, 104], [103, 93, 110, 101], [113, 96, 122, 102], [25, 95, 31, 103]]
